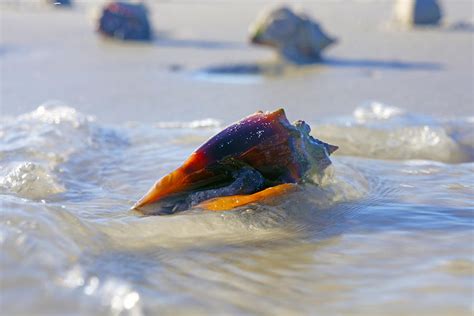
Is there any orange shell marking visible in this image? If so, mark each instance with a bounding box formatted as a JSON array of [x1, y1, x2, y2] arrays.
[[197, 183, 298, 211]]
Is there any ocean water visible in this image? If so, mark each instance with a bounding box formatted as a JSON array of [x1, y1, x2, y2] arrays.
[[0, 102, 472, 315]]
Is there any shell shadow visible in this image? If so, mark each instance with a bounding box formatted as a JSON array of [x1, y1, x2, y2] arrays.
[[194, 56, 443, 83], [323, 57, 443, 71], [445, 20, 474, 32]]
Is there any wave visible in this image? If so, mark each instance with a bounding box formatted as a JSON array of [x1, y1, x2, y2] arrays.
[[1, 101, 472, 203], [1, 102, 472, 316], [312, 102, 474, 163], [0, 162, 65, 199], [0, 102, 127, 200]]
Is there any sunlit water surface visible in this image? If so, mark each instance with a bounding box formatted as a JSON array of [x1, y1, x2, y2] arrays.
[[1, 103, 473, 315]]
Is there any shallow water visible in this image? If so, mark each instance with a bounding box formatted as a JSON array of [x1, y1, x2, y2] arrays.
[[1, 103, 473, 315]]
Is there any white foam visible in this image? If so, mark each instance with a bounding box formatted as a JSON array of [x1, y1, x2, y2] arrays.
[[0, 162, 65, 199], [19, 102, 95, 128], [353, 101, 405, 121], [314, 104, 474, 163]]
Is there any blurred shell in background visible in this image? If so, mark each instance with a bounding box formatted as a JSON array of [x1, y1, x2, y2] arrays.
[[394, 0, 442, 26], [97, 1, 152, 41], [249, 6, 337, 64]]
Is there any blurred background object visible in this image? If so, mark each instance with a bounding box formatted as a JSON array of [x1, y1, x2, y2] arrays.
[[394, 0, 442, 26], [249, 6, 336, 64], [97, 1, 152, 41]]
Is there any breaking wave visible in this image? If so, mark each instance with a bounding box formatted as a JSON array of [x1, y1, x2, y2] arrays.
[[312, 102, 474, 163]]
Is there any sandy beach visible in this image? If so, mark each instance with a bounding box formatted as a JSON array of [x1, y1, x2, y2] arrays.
[[1, 1, 473, 316], [1, 1, 473, 123]]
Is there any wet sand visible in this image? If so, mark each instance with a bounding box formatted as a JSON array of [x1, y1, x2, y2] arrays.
[[1, 1, 473, 123]]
